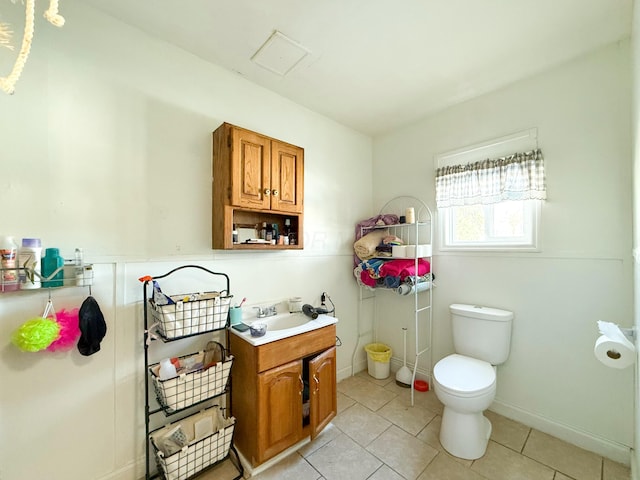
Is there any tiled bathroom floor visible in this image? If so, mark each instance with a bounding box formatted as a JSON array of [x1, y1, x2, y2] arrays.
[[203, 371, 631, 480]]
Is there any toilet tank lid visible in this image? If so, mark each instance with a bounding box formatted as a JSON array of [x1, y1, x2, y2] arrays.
[[450, 304, 513, 321]]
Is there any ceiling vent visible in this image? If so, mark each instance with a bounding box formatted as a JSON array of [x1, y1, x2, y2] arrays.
[[251, 30, 310, 76]]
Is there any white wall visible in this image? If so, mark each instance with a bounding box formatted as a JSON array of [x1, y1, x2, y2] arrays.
[[0, 3, 372, 480], [373, 41, 633, 463], [632, 0, 640, 478]]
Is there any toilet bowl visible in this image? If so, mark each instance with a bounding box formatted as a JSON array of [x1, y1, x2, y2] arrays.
[[433, 354, 496, 460], [433, 304, 513, 460]]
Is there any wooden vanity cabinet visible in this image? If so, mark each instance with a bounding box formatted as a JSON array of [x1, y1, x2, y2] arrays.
[[229, 325, 337, 467], [212, 122, 304, 250]]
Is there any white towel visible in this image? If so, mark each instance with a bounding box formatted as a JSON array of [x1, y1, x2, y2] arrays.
[[354, 229, 389, 260]]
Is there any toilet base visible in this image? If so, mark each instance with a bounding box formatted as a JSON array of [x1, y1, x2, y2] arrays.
[[439, 407, 492, 460]]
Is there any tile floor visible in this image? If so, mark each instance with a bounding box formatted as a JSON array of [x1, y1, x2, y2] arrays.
[[204, 371, 631, 480]]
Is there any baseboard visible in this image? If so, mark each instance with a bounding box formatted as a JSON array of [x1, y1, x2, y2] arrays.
[[491, 399, 631, 466], [95, 460, 140, 480], [631, 449, 638, 480], [339, 359, 431, 384], [236, 438, 310, 477]]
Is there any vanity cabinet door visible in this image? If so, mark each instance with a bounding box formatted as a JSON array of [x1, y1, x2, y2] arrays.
[[309, 346, 337, 439], [257, 359, 303, 462]]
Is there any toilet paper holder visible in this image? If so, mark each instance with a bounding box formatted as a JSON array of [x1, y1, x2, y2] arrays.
[[620, 327, 636, 343]]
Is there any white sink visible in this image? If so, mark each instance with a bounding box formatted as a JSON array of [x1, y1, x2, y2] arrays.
[[263, 313, 310, 331], [229, 311, 338, 346]]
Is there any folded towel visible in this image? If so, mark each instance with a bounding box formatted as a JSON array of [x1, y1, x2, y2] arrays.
[[354, 229, 389, 260], [379, 259, 430, 280]]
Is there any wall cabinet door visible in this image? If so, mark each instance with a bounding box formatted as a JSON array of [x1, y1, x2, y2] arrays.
[[309, 346, 337, 439], [270, 140, 304, 213], [257, 360, 303, 462], [230, 127, 271, 210]]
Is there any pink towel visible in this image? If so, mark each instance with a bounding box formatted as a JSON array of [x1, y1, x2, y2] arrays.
[[379, 259, 430, 280]]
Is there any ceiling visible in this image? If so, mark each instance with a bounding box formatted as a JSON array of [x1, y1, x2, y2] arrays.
[[81, 0, 633, 136]]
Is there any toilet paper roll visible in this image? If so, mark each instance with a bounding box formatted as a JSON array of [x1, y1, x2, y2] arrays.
[[594, 335, 635, 369]]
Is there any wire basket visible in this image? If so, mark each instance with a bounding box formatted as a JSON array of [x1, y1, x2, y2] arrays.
[[150, 350, 233, 414], [151, 406, 236, 480], [149, 291, 232, 340]]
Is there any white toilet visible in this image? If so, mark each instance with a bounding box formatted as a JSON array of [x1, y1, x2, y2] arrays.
[[433, 303, 514, 460]]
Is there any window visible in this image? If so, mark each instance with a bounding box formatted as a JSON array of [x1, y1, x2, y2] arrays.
[[441, 200, 539, 250], [435, 130, 545, 251]]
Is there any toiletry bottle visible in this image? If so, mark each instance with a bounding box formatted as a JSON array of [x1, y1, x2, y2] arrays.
[[41, 247, 64, 288], [0, 236, 19, 292], [232, 224, 239, 244], [260, 222, 267, 240], [271, 223, 279, 245], [159, 358, 178, 380], [19, 238, 42, 289], [74, 248, 84, 286], [265, 223, 273, 242], [283, 218, 291, 245]]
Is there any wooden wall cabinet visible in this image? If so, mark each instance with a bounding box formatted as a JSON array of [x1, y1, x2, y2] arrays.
[[212, 122, 304, 249], [229, 326, 337, 467]]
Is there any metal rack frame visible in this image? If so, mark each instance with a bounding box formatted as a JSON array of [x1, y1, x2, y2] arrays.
[[141, 264, 243, 480], [352, 196, 433, 405]]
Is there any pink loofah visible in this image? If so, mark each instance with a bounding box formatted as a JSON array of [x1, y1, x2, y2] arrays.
[[47, 308, 80, 352]]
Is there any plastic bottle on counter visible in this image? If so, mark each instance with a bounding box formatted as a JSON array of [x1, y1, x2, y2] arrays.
[[19, 238, 42, 289], [41, 247, 64, 288], [0, 236, 19, 292]]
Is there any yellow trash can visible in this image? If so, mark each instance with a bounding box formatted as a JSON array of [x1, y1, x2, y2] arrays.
[[364, 343, 392, 379]]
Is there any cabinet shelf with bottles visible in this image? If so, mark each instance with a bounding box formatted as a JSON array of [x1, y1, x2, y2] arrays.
[[218, 206, 303, 250]]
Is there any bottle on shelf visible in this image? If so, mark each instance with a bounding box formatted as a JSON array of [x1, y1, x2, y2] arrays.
[[283, 218, 291, 245], [265, 223, 273, 243], [19, 238, 42, 289], [41, 247, 64, 288], [74, 248, 84, 286], [0, 236, 19, 292], [232, 224, 239, 244], [260, 222, 267, 240]]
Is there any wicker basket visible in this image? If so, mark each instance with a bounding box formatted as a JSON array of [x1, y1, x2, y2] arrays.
[[149, 291, 232, 340], [150, 351, 233, 414], [151, 406, 235, 480]]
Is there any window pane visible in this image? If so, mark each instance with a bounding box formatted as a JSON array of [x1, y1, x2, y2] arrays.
[[453, 205, 485, 241], [492, 201, 524, 238]]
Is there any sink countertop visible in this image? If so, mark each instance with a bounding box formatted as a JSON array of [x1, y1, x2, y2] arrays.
[[229, 313, 338, 346]]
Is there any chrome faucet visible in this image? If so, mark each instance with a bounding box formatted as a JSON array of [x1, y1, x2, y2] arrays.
[[253, 305, 277, 318]]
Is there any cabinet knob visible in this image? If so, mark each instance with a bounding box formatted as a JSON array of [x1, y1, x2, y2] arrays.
[[272, 189, 279, 197], [264, 188, 271, 196]]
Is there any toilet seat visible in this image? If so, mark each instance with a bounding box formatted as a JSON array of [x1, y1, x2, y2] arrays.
[[434, 354, 495, 398]]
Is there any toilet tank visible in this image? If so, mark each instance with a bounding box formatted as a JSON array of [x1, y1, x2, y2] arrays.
[[450, 304, 514, 365]]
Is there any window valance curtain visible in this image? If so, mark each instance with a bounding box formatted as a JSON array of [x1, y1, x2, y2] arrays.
[[435, 149, 546, 208]]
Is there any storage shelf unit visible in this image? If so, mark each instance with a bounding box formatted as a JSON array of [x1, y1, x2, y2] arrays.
[[352, 196, 433, 406], [141, 265, 243, 480]]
